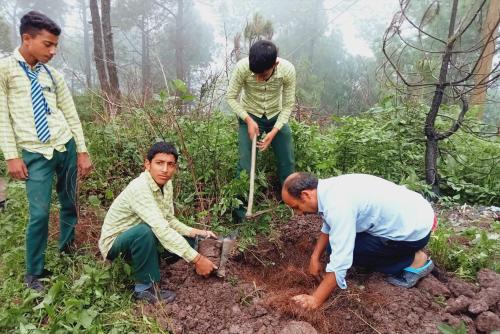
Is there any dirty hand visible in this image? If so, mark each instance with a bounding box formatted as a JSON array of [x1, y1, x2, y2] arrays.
[[194, 254, 217, 277], [77, 153, 93, 177], [7, 158, 28, 180], [309, 257, 323, 282], [292, 294, 321, 310], [245, 116, 260, 140], [191, 228, 217, 239], [257, 128, 278, 152]]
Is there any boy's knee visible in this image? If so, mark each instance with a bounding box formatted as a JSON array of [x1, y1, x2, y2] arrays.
[[135, 224, 155, 239]]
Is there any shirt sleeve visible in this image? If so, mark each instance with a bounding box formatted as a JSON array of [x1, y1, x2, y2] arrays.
[[323, 203, 357, 289], [0, 66, 19, 159], [320, 220, 330, 234], [226, 60, 249, 121], [53, 69, 88, 153], [274, 64, 296, 130], [128, 186, 198, 262]]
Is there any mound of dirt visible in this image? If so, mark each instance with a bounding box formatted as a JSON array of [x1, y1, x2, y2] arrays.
[[60, 208, 496, 334]]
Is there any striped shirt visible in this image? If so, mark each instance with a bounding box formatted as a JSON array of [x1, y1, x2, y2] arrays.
[[98, 171, 198, 262], [226, 57, 296, 130], [0, 48, 87, 160]]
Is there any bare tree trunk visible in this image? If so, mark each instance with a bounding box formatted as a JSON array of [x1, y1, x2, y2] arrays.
[[233, 32, 242, 61], [424, 0, 458, 195], [81, 0, 92, 89], [175, 0, 185, 81], [470, 0, 500, 110], [89, 0, 111, 108], [101, 0, 121, 115], [141, 14, 151, 101]]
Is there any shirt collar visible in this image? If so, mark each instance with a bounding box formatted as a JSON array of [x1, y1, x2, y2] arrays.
[[143, 171, 162, 193], [13, 47, 42, 69]]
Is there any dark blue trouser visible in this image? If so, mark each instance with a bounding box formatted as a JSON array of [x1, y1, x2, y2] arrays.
[[352, 232, 431, 274]]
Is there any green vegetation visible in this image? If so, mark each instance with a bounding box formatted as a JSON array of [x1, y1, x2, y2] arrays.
[[0, 186, 165, 333], [437, 321, 468, 334], [0, 98, 498, 332], [429, 219, 500, 280]]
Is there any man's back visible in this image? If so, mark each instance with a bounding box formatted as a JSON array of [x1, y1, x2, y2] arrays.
[[318, 174, 434, 241]]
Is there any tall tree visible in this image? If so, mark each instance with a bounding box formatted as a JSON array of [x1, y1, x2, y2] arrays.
[[89, 0, 110, 98], [80, 0, 92, 89], [101, 0, 121, 109], [382, 0, 499, 195], [243, 13, 273, 50], [175, 0, 185, 82], [89, 0, 120, 116], [470, 0, 500, 108]]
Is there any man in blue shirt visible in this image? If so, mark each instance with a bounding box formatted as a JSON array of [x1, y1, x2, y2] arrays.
[[281, 172, 436, 310]]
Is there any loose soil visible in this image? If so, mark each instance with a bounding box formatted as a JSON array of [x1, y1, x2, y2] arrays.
[[53, 205, 499, 333], [142, 213, 499, 334]]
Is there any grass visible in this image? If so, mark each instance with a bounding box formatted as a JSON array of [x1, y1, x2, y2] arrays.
[[428, 217, 499, 280], [0, 184, 167, 333]]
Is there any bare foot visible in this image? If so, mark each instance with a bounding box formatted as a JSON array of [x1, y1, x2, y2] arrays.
[[409, 250, 428, 269]]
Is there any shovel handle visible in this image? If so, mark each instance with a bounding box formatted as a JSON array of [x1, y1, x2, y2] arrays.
[[246, 135, 257, 217]]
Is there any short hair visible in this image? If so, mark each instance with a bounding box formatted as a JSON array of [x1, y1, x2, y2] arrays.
[[284, 172, 318, 199], [20, 11, 61, 37], [249, 40, 277, 74], [146, 142, 179, 162]]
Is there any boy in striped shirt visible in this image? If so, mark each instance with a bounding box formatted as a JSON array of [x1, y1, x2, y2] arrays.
[[0, 11, 92, 291]]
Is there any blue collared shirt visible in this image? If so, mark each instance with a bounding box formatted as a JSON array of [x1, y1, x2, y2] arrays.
[[317, 174, 434, 289]]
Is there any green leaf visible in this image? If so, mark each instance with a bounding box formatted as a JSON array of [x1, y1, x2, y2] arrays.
[[172, 79, 188, 94], [437, 323, 458, 334], [78, 309, 98, 329], [33, 280, 64, 310]]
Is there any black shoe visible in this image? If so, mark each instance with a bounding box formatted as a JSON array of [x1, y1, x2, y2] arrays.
[[24, 268, 53, 292], [60, 242, 78, 255], [133, 286, 176, 304], [24, 275, 45, 292]]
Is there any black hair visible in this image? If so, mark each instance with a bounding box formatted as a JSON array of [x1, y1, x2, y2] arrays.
[[249, 40, 277, 74], [20, 11, 61, 37], [284, 172, 318, 199], [146, 142, 179, 162]]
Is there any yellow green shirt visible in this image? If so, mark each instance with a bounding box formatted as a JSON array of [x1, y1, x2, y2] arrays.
[[0, 48, 87, 160], [226, 57, 296, 130], [98, 171, 198, 262]]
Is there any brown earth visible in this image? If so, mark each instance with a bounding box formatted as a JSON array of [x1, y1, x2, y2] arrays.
[[49, 204, 498, 333], [138, 214, 499, 334]]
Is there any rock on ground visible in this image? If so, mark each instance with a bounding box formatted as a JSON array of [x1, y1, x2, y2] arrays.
[[278, 321, 318, 334]]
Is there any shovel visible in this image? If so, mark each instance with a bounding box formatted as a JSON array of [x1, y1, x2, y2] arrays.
[[215, 231, 238, 277], [244, 135, 273, 220]]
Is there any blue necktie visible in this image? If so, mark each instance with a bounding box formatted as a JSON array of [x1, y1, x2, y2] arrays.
[[19, 61, 51, 143]]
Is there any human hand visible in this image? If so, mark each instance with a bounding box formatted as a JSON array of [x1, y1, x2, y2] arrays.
[[191, 228, 217, 239], [77, 152, 93, 177], [309, 256, 323, 282], [292, 294, 322, 310], [193, 255, 217, 277], [7, 158, 28, 180], [245, 117, 260, 140], [257, 129, 277, 151]]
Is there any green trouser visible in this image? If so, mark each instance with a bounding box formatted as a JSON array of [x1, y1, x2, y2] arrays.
[[234, 114, 295, 220], [22, 139, 77, 276], [107, 223, 195, 284]]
